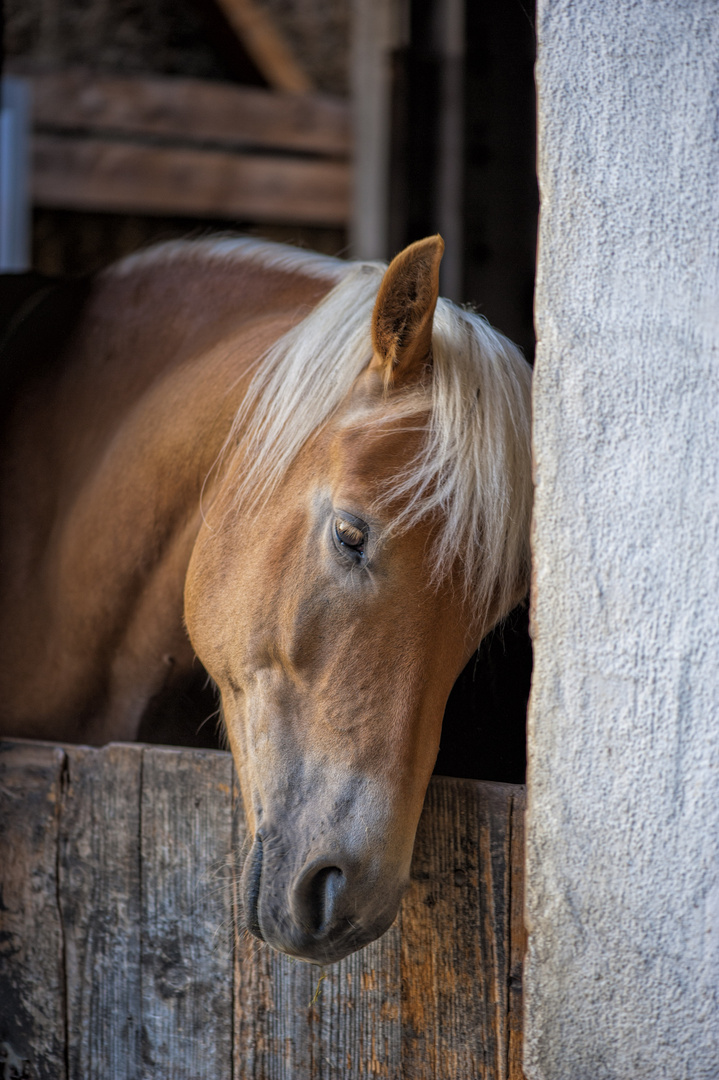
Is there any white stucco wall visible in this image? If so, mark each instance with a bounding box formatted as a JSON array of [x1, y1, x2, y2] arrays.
[[526, 2, 719, 1077]]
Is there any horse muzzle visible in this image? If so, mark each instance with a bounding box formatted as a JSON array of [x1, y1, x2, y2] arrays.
[[240, 835, 404, 964]]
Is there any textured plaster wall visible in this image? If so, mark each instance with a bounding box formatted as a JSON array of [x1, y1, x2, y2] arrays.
[[526, 2, 719, 1077]]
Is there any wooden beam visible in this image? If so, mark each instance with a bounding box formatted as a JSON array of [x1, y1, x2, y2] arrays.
[[22, 69, 348, 157], [212, 0, 314, 94], [31, 134, 350, 226], [508, 786, 527, 1080]]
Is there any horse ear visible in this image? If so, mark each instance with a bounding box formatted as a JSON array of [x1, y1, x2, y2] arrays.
[[370, 235, 444, 388]]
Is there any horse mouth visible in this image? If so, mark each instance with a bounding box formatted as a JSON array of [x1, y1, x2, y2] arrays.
[[242, 837, 264, 941]]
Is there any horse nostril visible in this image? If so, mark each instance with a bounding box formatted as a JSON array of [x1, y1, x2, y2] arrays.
[[300, 864, 345, 934]]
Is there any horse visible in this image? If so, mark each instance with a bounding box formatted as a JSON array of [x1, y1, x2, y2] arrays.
[[0, 234, 532, 964]]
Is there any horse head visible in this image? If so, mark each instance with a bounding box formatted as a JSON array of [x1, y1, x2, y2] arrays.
[[185, 237, 532, 963]]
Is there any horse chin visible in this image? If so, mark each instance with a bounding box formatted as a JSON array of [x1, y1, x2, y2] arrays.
[[239, 833, 405, 965]]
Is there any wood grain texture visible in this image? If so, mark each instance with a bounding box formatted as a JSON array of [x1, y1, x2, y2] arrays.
[[23, 69, 349, 156], [0, 742, 525, 1079], [31, 135, 351, 225], [58, 744, 142, 1080], [400, 778, 523, 1080], [507, 788, 526, 1080], [0, 741, 67, 1080], [140, 747, 235, 1080], [400, 777, 486, 1079], [212, 0, 314, 93]]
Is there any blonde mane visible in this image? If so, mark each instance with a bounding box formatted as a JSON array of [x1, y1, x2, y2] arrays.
[[218, 247, 533, 628], [109, 234, 350, 282]]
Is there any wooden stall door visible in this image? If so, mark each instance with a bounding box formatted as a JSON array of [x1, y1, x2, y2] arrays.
[[0, 741, 525, 1080]]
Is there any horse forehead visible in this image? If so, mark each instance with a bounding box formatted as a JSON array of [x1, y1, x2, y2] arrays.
[[329, 407, 428, 489]]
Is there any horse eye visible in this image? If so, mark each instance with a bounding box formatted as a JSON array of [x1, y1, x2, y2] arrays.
[[334, 518, 365, 553]]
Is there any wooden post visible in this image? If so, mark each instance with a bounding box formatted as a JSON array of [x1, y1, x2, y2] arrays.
[[350, 0, 407, 260], [435, 0, 465, 301]]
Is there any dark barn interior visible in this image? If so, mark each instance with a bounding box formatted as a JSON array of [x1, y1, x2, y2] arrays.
[[2, 0, 537, 784]]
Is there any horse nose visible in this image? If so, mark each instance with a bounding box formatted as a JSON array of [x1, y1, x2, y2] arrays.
[[242, 839, 401, 963], [292, 860, 347, 935]]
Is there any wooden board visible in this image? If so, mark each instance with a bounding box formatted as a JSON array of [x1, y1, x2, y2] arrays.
[[23, 70, 349, 156], [58, 744, 142, 1080], [140, 748, 235, 1079], [0, 741, 525, 1079], [399, 778, 524, 1080], [0, 742, 67, 1080], [507, 788, 526, 1080], [31, 135, 350, 225]]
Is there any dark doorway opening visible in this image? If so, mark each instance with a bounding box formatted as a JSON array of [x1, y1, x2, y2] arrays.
[[390, 0, 537, 783]]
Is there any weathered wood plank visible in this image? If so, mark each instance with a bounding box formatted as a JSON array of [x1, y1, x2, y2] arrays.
[[140, 747, 234, 1080], [507, 788, 526, 1080], [22, 69, 349, 156], [318, 928, 402, 1079], [400, 777, 485, 1079], [0, 741, 67, 1080], [476, 783, 515, 1080], [234, 928, 317, 1079], [57, 744, 142, 1080], [399, 777, 522, 1080], [31, 135, 351, 225]]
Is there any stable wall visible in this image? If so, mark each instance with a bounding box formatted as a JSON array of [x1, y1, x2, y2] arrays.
[[526, 2, 719, 1077]]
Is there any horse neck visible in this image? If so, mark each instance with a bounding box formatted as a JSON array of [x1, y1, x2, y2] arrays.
[[0, 254, 337, 739], [7, 254, 337, 546]]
